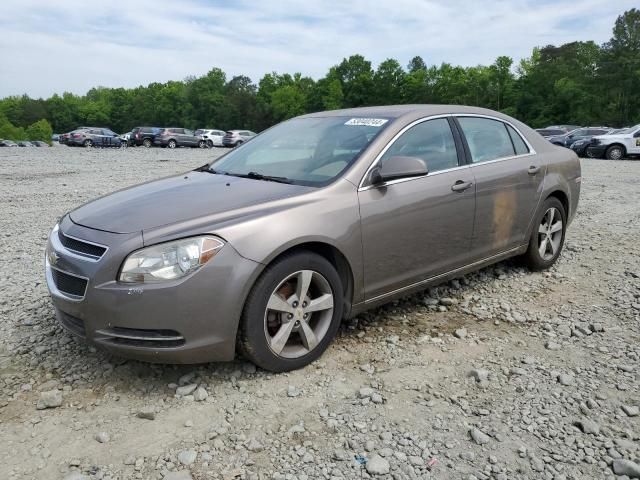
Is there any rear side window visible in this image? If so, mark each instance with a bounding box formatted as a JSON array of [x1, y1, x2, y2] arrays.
[[380, 118, 459, 173], [458, 117, 515, 163], [506, 125, 529, 155]]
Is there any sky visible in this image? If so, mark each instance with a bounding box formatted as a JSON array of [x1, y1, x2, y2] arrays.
[[0, 0, 635, 99]]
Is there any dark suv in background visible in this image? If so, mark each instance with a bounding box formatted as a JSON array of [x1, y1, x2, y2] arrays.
[[154, 128, 207, 148], [129, 127, 161, 147], [547, 127, 611, 148]]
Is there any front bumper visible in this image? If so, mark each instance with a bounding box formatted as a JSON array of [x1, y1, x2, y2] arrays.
[[45, 216, 261, 364], [585, 144, 607, 158]]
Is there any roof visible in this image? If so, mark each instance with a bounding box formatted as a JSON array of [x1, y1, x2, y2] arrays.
[[300, 104, 512, 120]]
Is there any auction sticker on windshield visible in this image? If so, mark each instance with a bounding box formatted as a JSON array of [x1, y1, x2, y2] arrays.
[[344, 118, 388, 127]]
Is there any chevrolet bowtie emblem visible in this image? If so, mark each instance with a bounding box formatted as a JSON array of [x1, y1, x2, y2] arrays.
[[48, 250, 60, 266]]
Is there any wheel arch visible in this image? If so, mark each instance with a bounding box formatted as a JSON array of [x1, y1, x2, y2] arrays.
[[546, 190, 569, 219], [606, 143, 627, 154], [256, 241, 355, 318]]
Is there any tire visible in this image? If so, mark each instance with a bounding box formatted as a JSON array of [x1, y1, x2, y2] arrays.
[[235, 140, 244, 147], [83, 139, 93, 148], [207, 140, 213, 148], [167, 139, 177, 149], [523, 197, 567, 271], [238, 252, 344, 372], [198, 140, 206, 148], [585, 147, 597, 158], [142, 138, 152, 148], [605, 145, 625, 160]]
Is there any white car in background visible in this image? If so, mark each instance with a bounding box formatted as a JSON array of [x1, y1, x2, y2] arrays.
[[195, 129, 225, 148], [588, 124, 640, 160]]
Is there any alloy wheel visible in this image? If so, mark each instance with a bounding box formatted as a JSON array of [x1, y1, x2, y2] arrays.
[[263, 270, 334, 359], [168, 140, 176, 149], [537, 207, 563, 261], [607, 146, 623, 160]]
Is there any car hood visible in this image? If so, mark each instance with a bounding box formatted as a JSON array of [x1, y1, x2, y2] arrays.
[[70, 171, 314, 234], [593, 134, 629, 141]]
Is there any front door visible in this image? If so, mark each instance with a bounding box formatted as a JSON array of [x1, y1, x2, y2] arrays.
[[455, 116, 545, 259], [358, 117, 476, 300]]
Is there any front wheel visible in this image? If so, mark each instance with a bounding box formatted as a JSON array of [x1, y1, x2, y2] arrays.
[[207, 140, 213, 148], [605, 145, 625, 160], [585, 147, 597, 158], [523, 197, 567, 271], [198, 140, 206, 148], [143, 138, 152, 148], [83, 139, 93, 148], [238, 252, 343, 372], [167, 139, 177, 149]]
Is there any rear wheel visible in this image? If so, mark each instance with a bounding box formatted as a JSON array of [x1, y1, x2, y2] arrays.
[[238, 252, 343, 372], [235, 140, 244, 147], [83, 139, 93, 148], [585, 147, 597, 158], [605, 145, 625, 160], [142, 138, 152, 148], [207, 140, 213, 148], [198, 140, 206, 148], [167, 139, 177, 149], [523, 197, 566, 271]]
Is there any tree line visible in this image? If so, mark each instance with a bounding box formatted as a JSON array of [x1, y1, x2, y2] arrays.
[[1, 8, 638, 140]]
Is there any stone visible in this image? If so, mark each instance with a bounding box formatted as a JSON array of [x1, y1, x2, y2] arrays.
[[137, 407, 156, 420], [545, 341, 561, 351], [176, 384, 198, 397], [287, 385, 300, 397], [163, 471, 194, 480], [358, 387, 374, 398], [63, 473, 90, 480], [621, 405, 639, 417], [573, 419, 600, 435], [454, 328, 468, 339], [94, 431, 110, 443], [36, 390, 63, 409], [468, 369, 490, 383], [178, 449, 197, 465], [366, 454, 390, 475], [193, 387, 208, 402], [612, 459, 640, 478], [558, 374, 575, 386], [469, 428, 490, 445]]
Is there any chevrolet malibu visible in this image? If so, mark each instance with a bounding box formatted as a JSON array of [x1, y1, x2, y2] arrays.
[[46, 105, 581, 372]]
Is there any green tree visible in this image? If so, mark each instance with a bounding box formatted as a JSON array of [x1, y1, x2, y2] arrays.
[[26, 119, 53, 144]]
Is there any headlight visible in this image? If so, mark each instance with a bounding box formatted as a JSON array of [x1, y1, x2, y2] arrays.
[[119, 236, 224, 283]]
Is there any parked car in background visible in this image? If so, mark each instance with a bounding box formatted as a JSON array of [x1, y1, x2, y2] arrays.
[[51, 134, 60, 142], [586, 124, 640, 160], [154, 128, 207, 148], [547, 127, 611, 148], [67, 128, 122, 147], [569, 129, 623, 157], [195, 129, 225, 148], [222, 130, 257, 147], [45, 105, 580, 372], [31, 141, 50, 147], [129, 127, 162, 147], [59, 127, 92, 145], [0, 139, 18, 147], [17, 141, 34, 147], [536, 128, 568, 138]]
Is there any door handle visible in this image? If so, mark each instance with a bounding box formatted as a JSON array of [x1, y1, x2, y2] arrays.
[[451, 180, 473, 192], [528, 165, 541, 175]]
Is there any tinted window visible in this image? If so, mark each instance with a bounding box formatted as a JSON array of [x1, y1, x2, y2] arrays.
[[506, 124, 529, 155], [380, 118, 458, 173], [458, 117, 515, 163], [185, 129, 194, 136]]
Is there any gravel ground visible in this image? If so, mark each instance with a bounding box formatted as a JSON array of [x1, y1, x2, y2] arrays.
[[0, 145, 639, 480]]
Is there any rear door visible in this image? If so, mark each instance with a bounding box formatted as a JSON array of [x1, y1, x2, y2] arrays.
[[358, 117, 476, 300], [455, 116, 544, 259]]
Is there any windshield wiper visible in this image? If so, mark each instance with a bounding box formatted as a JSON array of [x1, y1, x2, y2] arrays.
[[194, 164, 219, 174], [225, 171, 292, 184]]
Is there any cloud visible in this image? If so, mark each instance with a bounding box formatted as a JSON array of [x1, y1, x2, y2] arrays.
[[0, 0, 635, 98]]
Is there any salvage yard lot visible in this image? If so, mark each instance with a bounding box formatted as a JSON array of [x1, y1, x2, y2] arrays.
[[0, 147, 639, 480]]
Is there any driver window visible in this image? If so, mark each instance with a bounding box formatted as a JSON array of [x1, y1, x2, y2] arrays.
[[379, 118, 459, 173]]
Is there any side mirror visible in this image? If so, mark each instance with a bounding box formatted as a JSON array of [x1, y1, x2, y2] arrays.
[[370, 156, 428, 185]]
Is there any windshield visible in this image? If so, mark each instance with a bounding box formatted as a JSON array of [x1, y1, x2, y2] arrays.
[[209, 116, 391, 186]]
